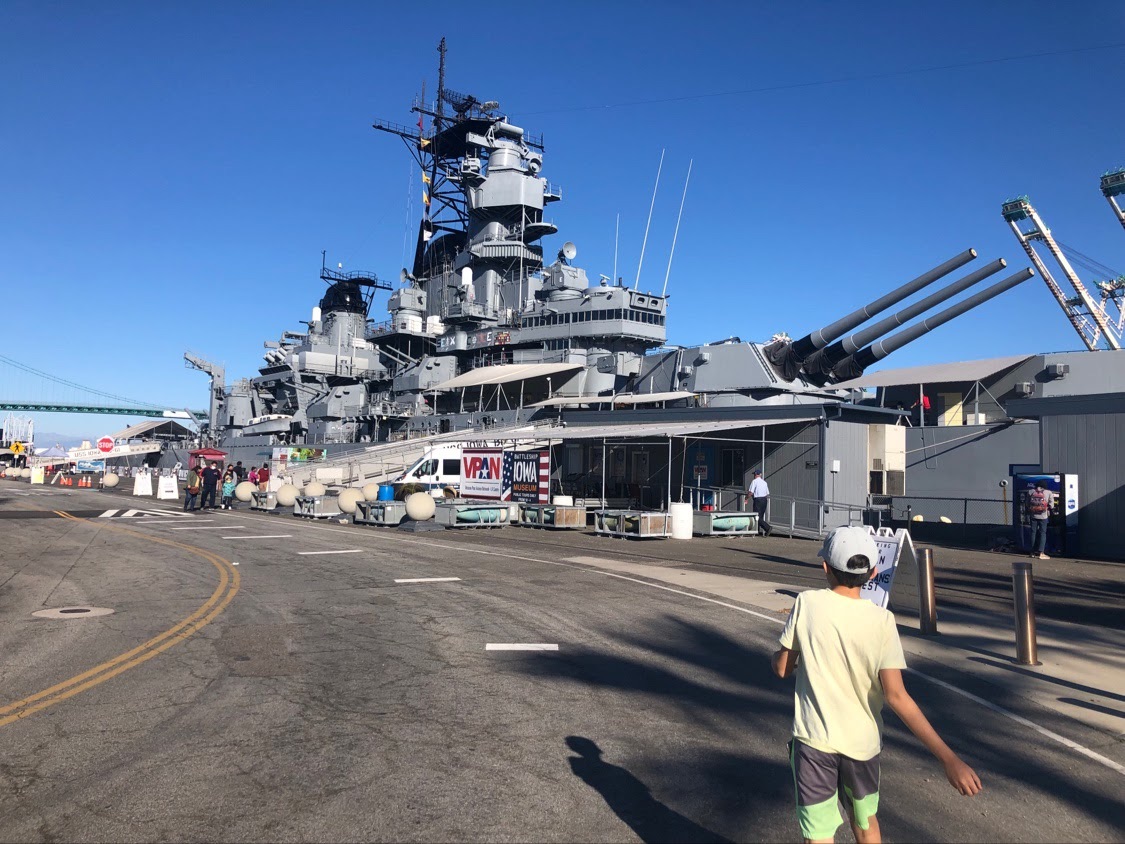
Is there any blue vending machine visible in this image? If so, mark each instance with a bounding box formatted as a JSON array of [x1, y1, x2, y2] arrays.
[[1013, 473, 1079, 555]]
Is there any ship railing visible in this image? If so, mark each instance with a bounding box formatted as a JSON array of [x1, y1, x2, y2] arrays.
[[682, 483, 867, 538], [868, 494, 1013, 547]]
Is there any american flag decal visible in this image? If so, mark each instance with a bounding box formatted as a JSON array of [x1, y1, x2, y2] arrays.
[[502, 450, 550, 503]]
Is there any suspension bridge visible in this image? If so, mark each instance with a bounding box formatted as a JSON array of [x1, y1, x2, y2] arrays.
[[0, 354, 206, 420]]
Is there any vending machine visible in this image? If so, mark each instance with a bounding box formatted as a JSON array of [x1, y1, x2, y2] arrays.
[[1013, 473, 1079, 555]]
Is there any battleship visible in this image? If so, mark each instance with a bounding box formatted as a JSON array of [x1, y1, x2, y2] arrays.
[[171, 40, 1030, 472]]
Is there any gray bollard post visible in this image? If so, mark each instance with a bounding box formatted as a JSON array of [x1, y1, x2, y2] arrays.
[[918, 547, 938, 636], [1012, 562, 1041, 666]]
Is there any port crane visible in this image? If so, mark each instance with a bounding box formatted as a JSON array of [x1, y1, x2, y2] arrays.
[[1002, 193, 1121, 351]]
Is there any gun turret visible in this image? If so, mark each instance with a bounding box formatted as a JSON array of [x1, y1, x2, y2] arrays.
[[830, 267, 1035, 381], [802, 259, 1007, 376], [766, 249, 977, 380]]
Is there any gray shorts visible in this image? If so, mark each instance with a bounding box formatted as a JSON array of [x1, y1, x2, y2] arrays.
[[789, 739, 880, 840]]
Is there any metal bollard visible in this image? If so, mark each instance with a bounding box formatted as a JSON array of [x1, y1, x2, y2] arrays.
[[918, 547, 938, 636], [1012, 562, 1041, 666]]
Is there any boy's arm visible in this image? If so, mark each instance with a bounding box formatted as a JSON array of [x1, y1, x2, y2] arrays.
[[880, 668, 982, 796], [772, 647, 799, 679]]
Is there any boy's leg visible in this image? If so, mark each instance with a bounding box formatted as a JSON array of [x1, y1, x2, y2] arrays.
[[789, 740, 844, 843], [839, 753, 881, 843]]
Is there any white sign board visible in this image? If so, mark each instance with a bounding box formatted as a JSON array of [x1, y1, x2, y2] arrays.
[[859, 527, 913, 609], [30, 467, 45, 485], [460, 448, 503, 500], [157, 477, 179, 500], [70, 442, 161, 461], [133, 472, 154, 497]]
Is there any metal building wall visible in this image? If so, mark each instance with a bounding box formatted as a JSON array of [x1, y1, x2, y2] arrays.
[[1039, 413, 1125, 559], [905, 422, 1041, 498], [822, 420, 870, 530], [748, 422, 822, 533]]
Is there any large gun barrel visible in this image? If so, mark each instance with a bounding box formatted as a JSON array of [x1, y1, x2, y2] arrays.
[[831, 267, 1035, 381], [802, 259, 1007, 375], [785, 249, 977, 362]]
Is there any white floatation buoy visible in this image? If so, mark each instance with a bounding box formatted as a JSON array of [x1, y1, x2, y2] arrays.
[[405, 491, 436, 521], [235, 481, 255, 502], [337, 488, 363, 514], [304, 481, 326, 498], [361, 483, 381, 501], [276, 484, 300, 507], [103, 473, 120, 488]]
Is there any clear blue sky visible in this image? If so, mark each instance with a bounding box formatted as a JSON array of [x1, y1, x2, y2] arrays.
[[3, 1, 1123, 438]]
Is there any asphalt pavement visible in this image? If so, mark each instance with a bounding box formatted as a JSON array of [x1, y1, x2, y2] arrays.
[[0, 481, 1121, 842]]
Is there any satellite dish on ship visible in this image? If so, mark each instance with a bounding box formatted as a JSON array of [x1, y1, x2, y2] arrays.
[[559, 241, 577, 264]]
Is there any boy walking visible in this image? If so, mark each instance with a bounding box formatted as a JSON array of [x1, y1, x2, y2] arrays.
[[772, 526, 980, 843]]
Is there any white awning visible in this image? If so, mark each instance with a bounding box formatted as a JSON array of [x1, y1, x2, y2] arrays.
[[832, 355, 1032, 390], [613, 391, 696, 405], [111, 419, 194, 439], [547, 417, 810, 441], [527, 395, 615, 408], [434, 362, 584, 392]]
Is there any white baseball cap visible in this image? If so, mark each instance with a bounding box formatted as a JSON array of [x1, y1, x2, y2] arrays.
[[817, 526, 880, 572]]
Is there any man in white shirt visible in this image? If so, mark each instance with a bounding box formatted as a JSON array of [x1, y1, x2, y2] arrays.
[[748, 469, 771, 536]]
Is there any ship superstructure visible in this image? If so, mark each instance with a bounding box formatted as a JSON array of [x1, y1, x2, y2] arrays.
[[190, 42, 1032, 450]]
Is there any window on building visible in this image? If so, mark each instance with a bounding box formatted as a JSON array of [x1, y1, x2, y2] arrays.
[[720, 448, 745, 488]]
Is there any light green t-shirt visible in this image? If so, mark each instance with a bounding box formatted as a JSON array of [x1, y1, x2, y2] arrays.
[[779, 588, 907, 761]]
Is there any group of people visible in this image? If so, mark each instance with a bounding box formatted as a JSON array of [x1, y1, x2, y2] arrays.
[[183, 460, 271, 511]]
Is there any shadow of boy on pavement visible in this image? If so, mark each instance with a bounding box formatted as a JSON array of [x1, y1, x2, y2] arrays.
[[565, 736, 731, 844]]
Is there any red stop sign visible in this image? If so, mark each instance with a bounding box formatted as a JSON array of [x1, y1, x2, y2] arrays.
[[97, 437, 114, 453]]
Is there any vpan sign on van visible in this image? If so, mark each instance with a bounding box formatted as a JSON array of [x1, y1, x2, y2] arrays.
[[461, 448, 504, 499]]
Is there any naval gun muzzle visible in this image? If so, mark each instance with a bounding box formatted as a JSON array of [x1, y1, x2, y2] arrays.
[[802, 258, 1008, 376], [765, 249, 977, 380], [830, 267, 1036, 381]]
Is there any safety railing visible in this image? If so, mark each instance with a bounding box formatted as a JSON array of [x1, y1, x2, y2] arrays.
[[869, 494, 1012, 546]]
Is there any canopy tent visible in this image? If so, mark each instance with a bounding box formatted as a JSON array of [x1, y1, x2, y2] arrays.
[[112, 419, 195, 440], [433, 362, 583, 392], [189, 448, 228, 461], [35, 446, 68, 458], [832, 355, 1031, 390]]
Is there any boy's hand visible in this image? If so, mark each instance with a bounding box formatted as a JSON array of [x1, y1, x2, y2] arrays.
[[943, 756, 982, 795]]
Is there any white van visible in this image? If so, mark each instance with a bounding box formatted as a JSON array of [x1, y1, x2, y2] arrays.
[[395, 444, 463, 496]]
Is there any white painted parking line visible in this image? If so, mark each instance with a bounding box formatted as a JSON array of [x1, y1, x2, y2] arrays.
[[297, 549, 364, 556], [134, 519, 216, 525], [97, 510, 119, 518], [171, 525, 245, 531], [222, 535, 292, 540], [395, 577, 461, 583], [485, 643, 558, 651]]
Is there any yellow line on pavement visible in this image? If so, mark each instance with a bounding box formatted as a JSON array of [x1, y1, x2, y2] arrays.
[[0, 510, 240, 727]]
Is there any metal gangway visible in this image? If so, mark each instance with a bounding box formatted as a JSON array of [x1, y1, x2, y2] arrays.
[[282, 419, 557, 488]]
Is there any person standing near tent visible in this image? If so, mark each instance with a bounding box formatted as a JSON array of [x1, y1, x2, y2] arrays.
[[221, 468, 237, 510], [184, 465, 202, 511], [257, 462, 270, 492], [248, 465, 259, 487], [200, 461, 221, 509]]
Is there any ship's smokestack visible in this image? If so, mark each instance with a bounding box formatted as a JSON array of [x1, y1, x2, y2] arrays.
[[766, 249, 977, 379], [803, 259, 1007, 375], [831, 267, 1035, 381]]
